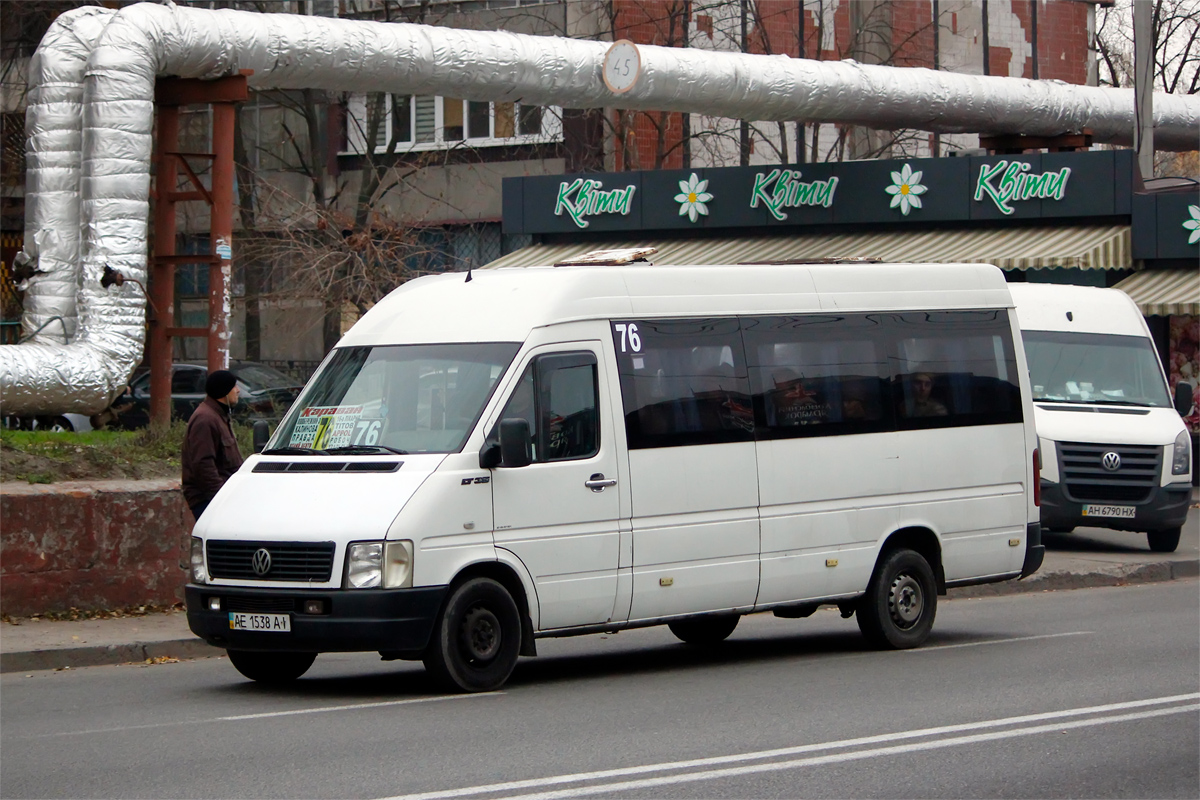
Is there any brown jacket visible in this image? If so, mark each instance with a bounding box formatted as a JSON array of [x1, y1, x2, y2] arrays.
[[182, 396, 244, 507]]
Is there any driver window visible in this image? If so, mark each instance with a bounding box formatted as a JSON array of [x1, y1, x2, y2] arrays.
[[490, 351, 599, 463]]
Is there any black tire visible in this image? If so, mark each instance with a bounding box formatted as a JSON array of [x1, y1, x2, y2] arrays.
[[1147, 527, 1182, 553], [1047, 526, 1075, 534], [856, 548, 937, 650], [423, 577, 521, 693], [226, 650, 316, 683], [668, 615, 740, 646]]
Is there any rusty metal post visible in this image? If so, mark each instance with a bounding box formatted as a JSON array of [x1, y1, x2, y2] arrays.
[[151, 72, 248, 425], [150, 105, 179, 429], [209, 101, 236, 373]]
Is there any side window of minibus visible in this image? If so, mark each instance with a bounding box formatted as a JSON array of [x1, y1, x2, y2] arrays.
[[611, 318, 754, 449], [885, 310, 1023, 429], [489, 352, 600, 462], [741, 314, 891, 438]]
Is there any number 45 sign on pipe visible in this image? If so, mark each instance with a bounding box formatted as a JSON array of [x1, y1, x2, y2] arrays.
[[603, 40, 641, 95]]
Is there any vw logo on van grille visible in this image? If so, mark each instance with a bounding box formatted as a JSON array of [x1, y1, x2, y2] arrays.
[[251, 548, 272, 576], [1101, 451, 1122, 472]]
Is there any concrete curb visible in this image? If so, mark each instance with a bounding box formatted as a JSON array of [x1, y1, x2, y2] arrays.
[[3, 561, 1195, 674], [948, 559, 1200, 598], [1, 638, 222, 674]]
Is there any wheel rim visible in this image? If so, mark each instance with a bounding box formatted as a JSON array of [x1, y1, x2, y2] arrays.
[[459, 604, 501, 663], [888, 573, 923, 629]]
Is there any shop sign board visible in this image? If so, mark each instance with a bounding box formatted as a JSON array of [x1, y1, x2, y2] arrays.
[[505, 149, 1133, 235], [1134, 191, 1200, 260]]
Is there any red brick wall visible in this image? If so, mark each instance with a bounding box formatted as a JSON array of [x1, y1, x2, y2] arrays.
[[1, 480, 192, 617], [892, 1, 935, 69], [1036, 0, 1090, 84]]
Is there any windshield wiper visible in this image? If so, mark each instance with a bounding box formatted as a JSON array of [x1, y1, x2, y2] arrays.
[[1035, 398, 1149, 407], [322, 445, 409, 455], [261, 446, 326, 456], [1087, 398, 1148, 407]]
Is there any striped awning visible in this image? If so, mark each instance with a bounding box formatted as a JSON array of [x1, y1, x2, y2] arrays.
[[485, 224, 1132, 271], [1113, 269, 1200, 316]]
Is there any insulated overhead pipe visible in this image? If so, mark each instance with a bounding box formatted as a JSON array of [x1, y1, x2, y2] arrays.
[[4, 2, 1199, 416]]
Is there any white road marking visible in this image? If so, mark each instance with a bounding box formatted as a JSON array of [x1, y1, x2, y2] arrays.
[[494, 705, 1200, 800], [908, 631, 1093, 651], [381, 693, 1200, 800], [22, 692, 501, 739]]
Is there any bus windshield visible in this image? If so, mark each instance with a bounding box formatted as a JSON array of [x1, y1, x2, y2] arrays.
[[1023, 330, 1170, 407], [271, 343, 519, 454]]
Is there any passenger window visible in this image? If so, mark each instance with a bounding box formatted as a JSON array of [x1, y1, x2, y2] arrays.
[[743, 315, 892, 438], [491, 352, 599, 462], [612, 318, 753, 449], [173, 368, 203, 394], [886, 310, 1023, 429]]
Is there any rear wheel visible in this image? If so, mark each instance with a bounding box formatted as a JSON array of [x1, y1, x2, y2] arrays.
[[857, 548, 937, 650], [226, 650, 316, 683], [668, 615, 740, 646], [1147, 527, 1182, 553], [423, 577, 521, 693]]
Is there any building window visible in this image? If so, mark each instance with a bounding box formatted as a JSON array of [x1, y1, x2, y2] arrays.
[[343, 93, 560, 154]]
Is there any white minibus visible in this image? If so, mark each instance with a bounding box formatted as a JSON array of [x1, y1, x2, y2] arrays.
[[1009, 283, 1194, 552], [187, 256, 1044, 691]]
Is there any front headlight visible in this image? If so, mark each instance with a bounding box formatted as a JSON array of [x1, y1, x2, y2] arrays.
[[345, 540, 414, 589], [1172, 429, 1192, 475], [346, 542, 383, 589], [190, 537, 208, 584]]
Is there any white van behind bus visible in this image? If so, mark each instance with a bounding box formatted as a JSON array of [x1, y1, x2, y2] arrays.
[[187, 257, 1044, 691], [1009, 283, 1193, 552]]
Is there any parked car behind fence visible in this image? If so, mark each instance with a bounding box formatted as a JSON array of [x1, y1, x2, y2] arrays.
[[113, 361, 305, 430]]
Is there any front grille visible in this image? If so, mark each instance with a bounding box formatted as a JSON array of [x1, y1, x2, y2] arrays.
[[207, 540, 336, 582], [1058, 442, 1161, 503], [224, 596, 298, 613]]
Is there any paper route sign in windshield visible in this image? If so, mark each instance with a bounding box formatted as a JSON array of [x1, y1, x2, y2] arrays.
[[289, 405, 364, 449]]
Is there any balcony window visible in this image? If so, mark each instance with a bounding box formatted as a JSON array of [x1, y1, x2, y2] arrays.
[[344, 93, 560, 154]]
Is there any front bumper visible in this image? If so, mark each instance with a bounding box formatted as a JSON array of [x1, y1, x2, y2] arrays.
[[1039, 481, 1192, 533], [186, 584, 447, 654]]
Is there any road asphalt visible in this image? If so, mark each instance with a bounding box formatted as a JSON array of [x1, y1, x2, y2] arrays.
[[2, 498, 1196, 674]]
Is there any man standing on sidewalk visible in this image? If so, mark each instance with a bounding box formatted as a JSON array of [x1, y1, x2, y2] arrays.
[[182, 370, 244, 521]]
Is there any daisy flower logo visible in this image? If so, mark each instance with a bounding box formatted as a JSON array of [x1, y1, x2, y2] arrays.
[[885, 163, 928, 216], [1184, 204, 1200, 245], [674, 173, 713, 223]]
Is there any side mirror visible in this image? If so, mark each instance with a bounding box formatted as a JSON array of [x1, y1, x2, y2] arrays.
[[1174, 381, 1194, 417], [252, 420, 271, 454], [498, 418, 533, 468]]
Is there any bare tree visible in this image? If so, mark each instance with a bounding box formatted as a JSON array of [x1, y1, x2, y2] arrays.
[[1096, 0, 1200, 94]]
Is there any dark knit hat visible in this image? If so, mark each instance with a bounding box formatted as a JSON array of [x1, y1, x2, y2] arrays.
[[205, 369, 239, 399]]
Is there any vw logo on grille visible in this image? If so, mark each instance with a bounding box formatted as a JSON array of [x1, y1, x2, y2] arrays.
[[1101, 451, 1122, 472], [251, 548, 272, 576]]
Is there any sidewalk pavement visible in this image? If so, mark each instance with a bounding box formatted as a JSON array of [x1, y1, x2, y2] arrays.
[[3, 499, 1197, 674]]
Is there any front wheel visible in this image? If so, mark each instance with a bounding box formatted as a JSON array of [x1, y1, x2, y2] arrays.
[[857, 548, 937, 650], [423, 577, 521, 692], [226, 650, 316, 683], [668, 615, 740, 646], [1147, 527, 1182, 553]]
